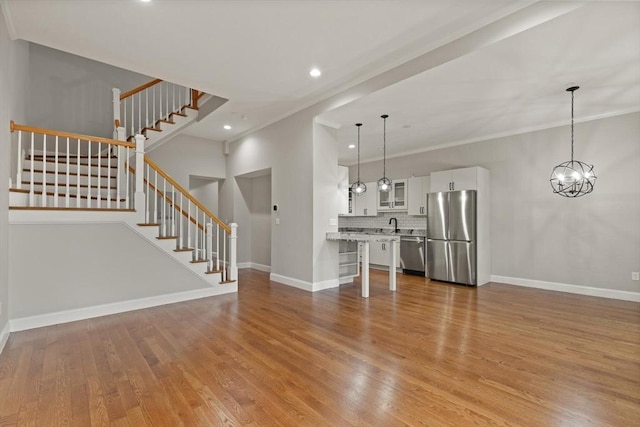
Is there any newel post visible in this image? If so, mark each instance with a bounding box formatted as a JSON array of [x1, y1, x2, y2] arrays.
[[229, 223, 238, 281], [134, 134, 146, 214], [112, 88, 121, 139]]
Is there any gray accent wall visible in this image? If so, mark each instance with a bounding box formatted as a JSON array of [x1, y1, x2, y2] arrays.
[[351, 113, 640, 293], [0, 5, 29, 340], [8, 223, 213, 319], [27, 43, 151, 138]]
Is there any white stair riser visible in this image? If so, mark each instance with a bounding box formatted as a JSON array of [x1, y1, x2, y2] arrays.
[[21, 172, 117, 187], [23, 184, 119, 197], [24, 160, 122, 176], [25, 195, 129, 209]]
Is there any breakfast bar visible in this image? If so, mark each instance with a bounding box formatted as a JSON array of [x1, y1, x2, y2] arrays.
[[326, 232, 400, 298]]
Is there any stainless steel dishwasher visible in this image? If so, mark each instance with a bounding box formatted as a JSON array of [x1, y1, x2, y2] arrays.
[[400, 236, 425, 276]]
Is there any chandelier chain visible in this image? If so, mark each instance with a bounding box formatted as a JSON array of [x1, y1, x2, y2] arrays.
[[382, 116, 386, 177], [357, 124, 361, 180]]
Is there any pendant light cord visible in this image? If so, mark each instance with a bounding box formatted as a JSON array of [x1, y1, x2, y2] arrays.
[[383, 116, 387, 177], [357, 124, 361, 181], [570, 89, 574, 162]]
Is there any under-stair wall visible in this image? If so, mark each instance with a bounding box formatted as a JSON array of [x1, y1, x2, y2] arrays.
[[8, 222, 235, 331]]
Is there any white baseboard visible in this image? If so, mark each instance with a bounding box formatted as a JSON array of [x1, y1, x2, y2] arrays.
[[490, 275, 640, 302], [0, 321, 10, 355], [269, 273, 339, 292], [238, 262, 271, 273], [10, 286, 236, 332]]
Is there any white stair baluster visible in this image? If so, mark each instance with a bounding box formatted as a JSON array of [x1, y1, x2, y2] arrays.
[[97, 142, 102, 208], [172, 83, 176, 113], [130, 97, 134, 138], [187, 200, 192, 252], [76, 138, 81, 207], [153, 85, 156, 129], [177, 193, 183, 249], [29, 132, 34, 206], [222, 230, 226, 281], [65, 137, 70, 207], [138, 93, 142, 136], [170, 184, 176, 237], [106, 144, 111, 208], [87, 141, 92, 208], [154, 169, 159, 228], [126, 146, 131, 208], [116, 145, 121, 209], [16, 131, 22, 189], [144, 164, 150, 223], [165, 82, 169, 119], [41, 135, 47, 207], [216, 224, 220, 271], [145, 89, 149, 129], [123, 98, 127, 138], [53, 136, 59, 207], [159, 82, 163, 121], [162, 178, 167, 237]]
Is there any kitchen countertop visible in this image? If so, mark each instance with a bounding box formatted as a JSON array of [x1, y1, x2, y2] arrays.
[[326, 232, 401, 242], [338, 227, 426, 237]]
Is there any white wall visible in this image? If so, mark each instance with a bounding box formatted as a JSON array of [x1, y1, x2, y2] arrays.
[[147, 133, 226, 188], [352, 113, 640, 294], [0, 4, 29, 350], [27, 43, 151, 138], [250, 174, 272, 268], [226, 112, 315, 284], [189, 177, 219, 216], [8, 223, 214, 319]]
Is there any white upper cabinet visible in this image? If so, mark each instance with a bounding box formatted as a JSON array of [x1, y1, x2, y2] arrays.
[[407, 176, 430, 216], [430, 167, 479, 193], [377, 179, 408, 211], [353, 182, 378, 216]]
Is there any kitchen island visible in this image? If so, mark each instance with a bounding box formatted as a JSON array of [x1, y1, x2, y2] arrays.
[[326, 232, 400, 298]]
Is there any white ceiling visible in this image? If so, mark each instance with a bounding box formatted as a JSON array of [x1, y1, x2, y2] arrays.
[[3, 1, 639, 164], [319, 1, 640, 164]]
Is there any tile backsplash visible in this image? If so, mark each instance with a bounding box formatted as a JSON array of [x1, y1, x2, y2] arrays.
[[339, 211, 426, 232]]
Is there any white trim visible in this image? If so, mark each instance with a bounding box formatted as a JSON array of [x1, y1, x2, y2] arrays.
[[238, 262, 271, 273], [269, 273, 339, 292], [314, 117, 342, 130], [490, 275, 640, 302], [0, 321, 10, 355], [10, 287, 236, 332]]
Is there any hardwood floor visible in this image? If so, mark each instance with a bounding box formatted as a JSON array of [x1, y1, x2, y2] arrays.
[[1, 269, 639, 426]]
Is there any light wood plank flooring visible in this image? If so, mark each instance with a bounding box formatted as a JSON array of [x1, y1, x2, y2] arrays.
[[1, 269, 639, 426]]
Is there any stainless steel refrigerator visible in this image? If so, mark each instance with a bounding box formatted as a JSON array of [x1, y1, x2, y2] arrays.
[[426, 190, 477, 285]]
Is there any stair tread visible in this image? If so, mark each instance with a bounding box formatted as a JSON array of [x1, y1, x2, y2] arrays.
[[137, 223, 160, 226], [205, 269, 222, 274], [156, 236, 178, 240], [170, 112, 187, 118], [157, 119, 175, 125], [174, 248, 194, 252], [182, 105, 198, 111], [219, 280, 237, 284], [142, 127, 162, 133], [190, 259, 208, 264]]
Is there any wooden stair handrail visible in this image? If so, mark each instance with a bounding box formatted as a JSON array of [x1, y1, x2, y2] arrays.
[[142, 158, 231, 234], [120, 78, 163, 100], [10, 121, 135, 148]]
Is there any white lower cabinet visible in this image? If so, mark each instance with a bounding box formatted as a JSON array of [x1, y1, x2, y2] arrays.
[[368, 241, 400, 269]]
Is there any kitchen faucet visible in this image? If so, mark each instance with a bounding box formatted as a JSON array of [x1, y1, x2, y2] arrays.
[[389, 217, 399, 233]]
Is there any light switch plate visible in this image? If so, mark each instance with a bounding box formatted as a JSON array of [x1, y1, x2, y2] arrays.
[[329, 218, 337, 226], [632, 272, 639, 281], [275, 218, 280, 225]]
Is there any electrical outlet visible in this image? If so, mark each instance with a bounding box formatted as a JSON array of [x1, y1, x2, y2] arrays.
[[632, 272, 639, 281]]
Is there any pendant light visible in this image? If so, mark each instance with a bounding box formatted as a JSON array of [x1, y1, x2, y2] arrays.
[[350, 123, 366, 196], [377, 114, 391, 192], [550, 86, 597, 197]]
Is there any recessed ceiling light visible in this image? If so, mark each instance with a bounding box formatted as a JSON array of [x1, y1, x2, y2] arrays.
[[223, 125, 232, 130], [140, 0, 151, 2], [309, 68, 322, 78], [348, 144, 356, 149]]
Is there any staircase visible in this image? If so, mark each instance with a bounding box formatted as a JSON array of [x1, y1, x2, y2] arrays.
[[7, 77, 238, 292]]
